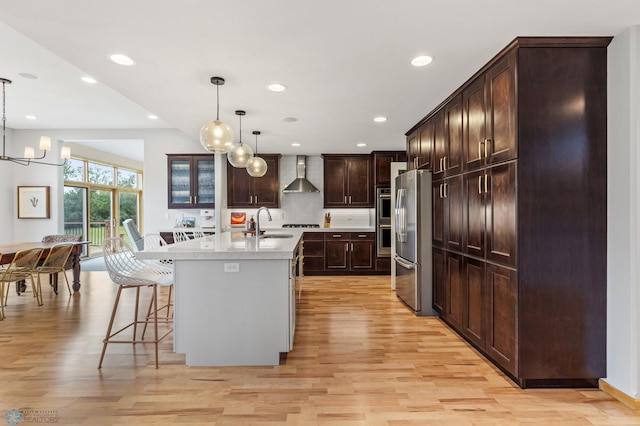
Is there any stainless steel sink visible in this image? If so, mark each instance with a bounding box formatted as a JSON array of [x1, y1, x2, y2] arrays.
[[260, 234, 294, 239]]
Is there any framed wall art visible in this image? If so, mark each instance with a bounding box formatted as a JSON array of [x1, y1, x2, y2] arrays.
[[17, 186, 50, 219]]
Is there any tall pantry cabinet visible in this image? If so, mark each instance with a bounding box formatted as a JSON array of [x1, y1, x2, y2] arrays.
[[408, 37, 610, 388]]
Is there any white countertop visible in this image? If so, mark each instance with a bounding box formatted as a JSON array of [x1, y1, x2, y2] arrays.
[[222, 226, 375, 233], [135, 229, 303, 261]]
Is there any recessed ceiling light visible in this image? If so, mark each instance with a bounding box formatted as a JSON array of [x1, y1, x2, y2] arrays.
[[282, 117, 298, 123], [268, 83, 286, 92], [19, 73, 38, 80], [357, 143, 367, 147], [110, 54, 135, 66], [25, 115, 36, 120], [81, 76, 97, 84], [373, 116, 387, 123], [291, 143, 301, 147], [148, 114, 158, 120], [411, 55, 433, 67]]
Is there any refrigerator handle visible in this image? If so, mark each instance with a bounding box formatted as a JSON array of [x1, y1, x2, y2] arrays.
[[394, 255, 415, 270], [395, 188, 406, 243]]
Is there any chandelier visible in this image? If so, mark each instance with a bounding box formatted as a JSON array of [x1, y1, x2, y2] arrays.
[[1, 78, 70, 166]]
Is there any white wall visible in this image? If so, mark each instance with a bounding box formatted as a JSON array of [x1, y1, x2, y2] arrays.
[[607, 26, 640, 399]]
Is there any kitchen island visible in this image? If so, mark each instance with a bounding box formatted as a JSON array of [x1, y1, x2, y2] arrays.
[[135, 229, 303, 366]]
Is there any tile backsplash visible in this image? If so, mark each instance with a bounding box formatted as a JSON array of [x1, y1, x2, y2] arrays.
[[222, 155, 374, 228]]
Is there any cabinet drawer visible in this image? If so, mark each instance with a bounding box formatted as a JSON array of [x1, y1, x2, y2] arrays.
[[349, 232, 374, 240], [303, 232, 324, 241], [325, 232, 348, 241], [303, 240, 324, 257]]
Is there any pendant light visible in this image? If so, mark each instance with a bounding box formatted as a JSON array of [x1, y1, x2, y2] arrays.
[[199, 76, 234, 153], [227, 110, 254, 168], [246, 131, 268, 177]]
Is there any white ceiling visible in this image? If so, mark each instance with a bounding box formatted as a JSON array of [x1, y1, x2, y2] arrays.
[[0, 0, 638, 160]]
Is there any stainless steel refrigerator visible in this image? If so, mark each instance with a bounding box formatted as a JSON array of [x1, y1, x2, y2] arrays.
[[394, 169, 435, 316]]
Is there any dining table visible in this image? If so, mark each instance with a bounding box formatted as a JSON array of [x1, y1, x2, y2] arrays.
[[0, 241, 91, 292]]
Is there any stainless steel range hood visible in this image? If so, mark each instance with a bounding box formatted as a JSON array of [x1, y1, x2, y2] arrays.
[[283, 156, 320, 193]]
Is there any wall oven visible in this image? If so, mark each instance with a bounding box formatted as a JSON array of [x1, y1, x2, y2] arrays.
[[376, 188, 392, 256]]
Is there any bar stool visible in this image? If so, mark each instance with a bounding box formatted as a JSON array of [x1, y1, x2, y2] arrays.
[[98, 237, 173, 368]]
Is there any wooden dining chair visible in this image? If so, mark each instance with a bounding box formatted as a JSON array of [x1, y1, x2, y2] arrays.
[[0, 247, 44, 320], [35, 243, 75, 296]]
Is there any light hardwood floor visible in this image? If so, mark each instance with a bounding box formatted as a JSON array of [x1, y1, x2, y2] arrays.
[[0, 272, 638, 425]]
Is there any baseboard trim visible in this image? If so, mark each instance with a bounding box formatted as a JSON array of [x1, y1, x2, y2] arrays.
[[599, 379, 640, 409]]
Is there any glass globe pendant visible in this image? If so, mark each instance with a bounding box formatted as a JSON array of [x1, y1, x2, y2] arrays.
[[199, 77, 234, 153], [246, 131, 268, 177], [227, 110, 254, 168]]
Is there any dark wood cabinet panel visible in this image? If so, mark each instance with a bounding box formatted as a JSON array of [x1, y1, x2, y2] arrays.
[[486, 52, 517, 165], [350, 233, 375, 270], [373, 151, 407, 187], [406, 131, 419, 171], [463, 170, 486, 258], [323, 155, 373, 208], [485, 162, 516, 267], [227, 154, 281, 208], [463, 76, 487, 171], [432, 110, 446, 180], [432, 180, 445, 248], [444, 175, 464, 252], [418, 121, 433, 170], [302, 232, 325, 274], [432, 248, 445, 314], [325, 233, 349, 271], [486, 264, 517, 375], [444, 95, 463, 177], [445, 252, 464, 330], [167, 154, 215, 209], [463, 257, 486, 349]]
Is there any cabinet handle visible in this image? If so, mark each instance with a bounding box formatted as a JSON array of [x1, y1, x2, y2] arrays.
[[414, 157, 419, 168], [333, 234, 342, 238], [484, 174, 489, 193], [478, 141, 484, 159], [484, 139, 491, 158], [194, 195, 197, 204], [439, 183, 444, 198], [345, 243, 348, 253], [249, 195, 253, 204], [349, 195, 352, 204], [358, 234, 367, 238], [478, 175, 483, 194], [443, 156, 447, 170], [255, 195, 258, 204], [190, 195, 193, 204], [344, 196, 347, 204], [443, 183, 448, 198]]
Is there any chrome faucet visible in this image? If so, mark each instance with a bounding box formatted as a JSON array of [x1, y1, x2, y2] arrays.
[[255, 206, 272, 240]]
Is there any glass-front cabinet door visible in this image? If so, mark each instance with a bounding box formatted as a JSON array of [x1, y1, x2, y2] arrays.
[[167, 154, 215, 209]]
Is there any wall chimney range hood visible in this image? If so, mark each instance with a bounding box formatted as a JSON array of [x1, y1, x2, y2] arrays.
[[283, 156, 320, 193]]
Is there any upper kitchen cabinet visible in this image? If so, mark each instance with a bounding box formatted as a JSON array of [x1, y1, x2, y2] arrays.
[[373, 150, 407, 187], [227, 154, 281, 208], [463, 53, 517, 171], [322, 154, 373, 208], [167, 154, 215, 209], [432, 96, 463, 179], [407, 122, 432, 171]]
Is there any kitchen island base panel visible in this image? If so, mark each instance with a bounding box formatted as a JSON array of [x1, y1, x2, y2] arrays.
[[174, 259, 291, 366]]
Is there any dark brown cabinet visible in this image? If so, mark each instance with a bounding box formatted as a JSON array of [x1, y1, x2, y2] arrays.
[[302, 232, 324, 274], [373, 151, 407, 187], [227, 154, 281, 208], [407, 122, 433, 171], [167, 154, 215, 209], [324, 232, 375, 272], [415, 37, 609, 388], [323, 154, 373, 208]]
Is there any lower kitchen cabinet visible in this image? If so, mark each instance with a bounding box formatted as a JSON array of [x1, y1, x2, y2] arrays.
[[302, 232, 324, 274], [444, 252, 464, 331], [462, 257, 486, 349], [432, 248, 445, 314], [322, 232, 376, 274], [486, 263, 517, 375]]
